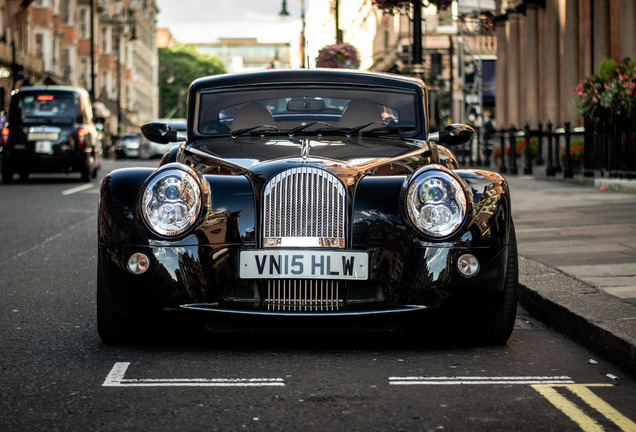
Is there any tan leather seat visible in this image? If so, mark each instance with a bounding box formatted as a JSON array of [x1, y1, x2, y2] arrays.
[[339, 99, 383, 128], [231, 102, 275, 131]]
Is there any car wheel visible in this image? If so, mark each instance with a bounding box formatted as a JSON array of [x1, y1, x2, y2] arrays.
[[2, 165, 14, 184], [81, 168, 92, 182], [96, 263, 141, 344], [473, 221, 519, 344], [81, 160, 93, 182]]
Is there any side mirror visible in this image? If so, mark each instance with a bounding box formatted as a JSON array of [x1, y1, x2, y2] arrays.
[[428, 124, 475, 146], [141, 121, 179, 144]]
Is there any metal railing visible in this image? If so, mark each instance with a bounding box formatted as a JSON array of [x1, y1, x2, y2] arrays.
[[494, 123, 584, 179], [460, 111, 636, 179], [584, 111, 636, 179]]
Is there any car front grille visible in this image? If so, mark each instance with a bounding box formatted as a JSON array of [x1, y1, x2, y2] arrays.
[[261, 167, 347, 312], [262, 167, 346, 246], [265, 279, 343, 311]]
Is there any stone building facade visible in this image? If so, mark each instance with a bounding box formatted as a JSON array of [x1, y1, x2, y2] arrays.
[[0, 0, 158, 135], [495, 0, 636, 130]]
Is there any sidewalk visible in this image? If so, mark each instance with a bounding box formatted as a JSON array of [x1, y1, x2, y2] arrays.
[[504, 174, 636, 377]]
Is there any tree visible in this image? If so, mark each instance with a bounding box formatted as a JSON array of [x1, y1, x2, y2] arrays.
[[159, 44, 226, 118]]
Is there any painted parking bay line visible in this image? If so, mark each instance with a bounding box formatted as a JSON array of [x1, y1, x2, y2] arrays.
[[389, 376, 575, 385], [103, 362, 285, 387]]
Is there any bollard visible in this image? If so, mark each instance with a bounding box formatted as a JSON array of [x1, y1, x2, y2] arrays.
[[563, 122, 573, 178], [553, 128, 562, 173], [523, 124, 533, 175], [545, 122, 555, 176], [536, 122, 544, 166], [498, 129, 507, 173], [482, 125, 491, 167], [508, 126, 518, 175]]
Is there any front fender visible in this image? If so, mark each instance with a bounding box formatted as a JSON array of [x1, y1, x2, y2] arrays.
[[98, 168, 155, 245], [98, 168, 257, 247], [455, 169, 512, 246]]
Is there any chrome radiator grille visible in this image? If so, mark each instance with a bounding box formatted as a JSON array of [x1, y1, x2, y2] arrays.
[[263, 167, 346, 247], [265, 280, 343, 311]]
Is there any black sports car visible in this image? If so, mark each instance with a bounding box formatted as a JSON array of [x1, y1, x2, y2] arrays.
[[97, 69, 517, 344]]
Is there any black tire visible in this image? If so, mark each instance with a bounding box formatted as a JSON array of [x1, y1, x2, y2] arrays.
[[139, 144, 150, 160], [96, 263, 140, 344], [477, 221, 519, 344], [1, 163, 14, 184], [19, 171, 29, 182], [81, 161, 93, 182]]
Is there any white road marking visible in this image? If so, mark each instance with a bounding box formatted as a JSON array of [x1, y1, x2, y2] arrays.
[[62, 184, 94, 195], [7, 215, 95, 262], [389, 376, 575, 385], [515, 227, 563, 233], [103, 362, 285, 387]]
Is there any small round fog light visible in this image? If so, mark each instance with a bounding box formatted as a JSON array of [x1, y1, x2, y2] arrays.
[[457, 253, 479, 277], [127, 253, 150, 275]]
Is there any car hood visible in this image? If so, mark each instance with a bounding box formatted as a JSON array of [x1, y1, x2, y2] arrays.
[[183, 135, 433, 177]]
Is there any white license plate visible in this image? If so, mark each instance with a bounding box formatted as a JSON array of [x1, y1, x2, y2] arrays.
[[239, 250, 369, 280], [29, 132, 59, 141]]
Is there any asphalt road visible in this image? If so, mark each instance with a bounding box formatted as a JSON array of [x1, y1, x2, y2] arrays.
[[1, 159, 635, 432]]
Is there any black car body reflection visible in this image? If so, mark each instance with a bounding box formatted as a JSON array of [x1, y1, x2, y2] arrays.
[[97, 69, 517, 344]]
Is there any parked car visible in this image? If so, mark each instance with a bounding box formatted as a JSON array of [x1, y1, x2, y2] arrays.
[[97, 69, 517, 344], [115, 132, 147, 159], [1, 86, 102, 183], [145, 118, 186, 158]]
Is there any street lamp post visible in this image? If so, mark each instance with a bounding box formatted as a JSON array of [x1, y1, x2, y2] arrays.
[[113, 15, 136, 138], [90, 0, 95, 101], [280, 0, 306, 68], [410, 0, 424, 77]]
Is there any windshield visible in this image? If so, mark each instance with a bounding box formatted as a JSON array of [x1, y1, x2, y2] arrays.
[[195, 86, 421, 137], [16, 93, 80, 124]]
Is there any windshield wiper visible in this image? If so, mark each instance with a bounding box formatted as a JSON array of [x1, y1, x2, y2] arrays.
[[344, 122, 417, 135], [286, 122, 334, 136], [231, 125, 279, 138], [360, 124, 417, 134]]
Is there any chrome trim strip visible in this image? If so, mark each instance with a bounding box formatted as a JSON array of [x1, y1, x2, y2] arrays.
[[179, 305, 428, 317]]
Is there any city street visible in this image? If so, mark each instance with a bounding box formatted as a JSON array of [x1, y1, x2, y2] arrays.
[[1, 159, 635, 431]]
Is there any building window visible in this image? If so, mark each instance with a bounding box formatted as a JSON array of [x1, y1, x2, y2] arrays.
[[62, 49, 71, 80], [60, 0, 71, 26], [80, 58, 88, 87], [35, 33, 44, 60], [79, 7, 89, 39], [0, 7, 5, 42], [101, 27, 108, 52]]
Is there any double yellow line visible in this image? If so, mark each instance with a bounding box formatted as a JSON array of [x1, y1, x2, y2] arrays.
[[532, 384, 636, 432]]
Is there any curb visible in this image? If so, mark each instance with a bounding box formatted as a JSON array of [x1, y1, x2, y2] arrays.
[[594, 178, 636, 194], [517, 257, 636, 378]]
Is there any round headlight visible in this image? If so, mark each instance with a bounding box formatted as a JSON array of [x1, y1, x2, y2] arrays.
[[142, 168, 202, 236], [406, 171, 467, 238]]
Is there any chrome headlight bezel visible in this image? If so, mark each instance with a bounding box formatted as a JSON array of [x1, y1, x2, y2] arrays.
[[405, 167, 468, 239], [141, 164, 205, 237]]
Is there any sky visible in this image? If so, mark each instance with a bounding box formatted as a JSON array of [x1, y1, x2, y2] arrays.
[[155, 0, 303, 44]]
